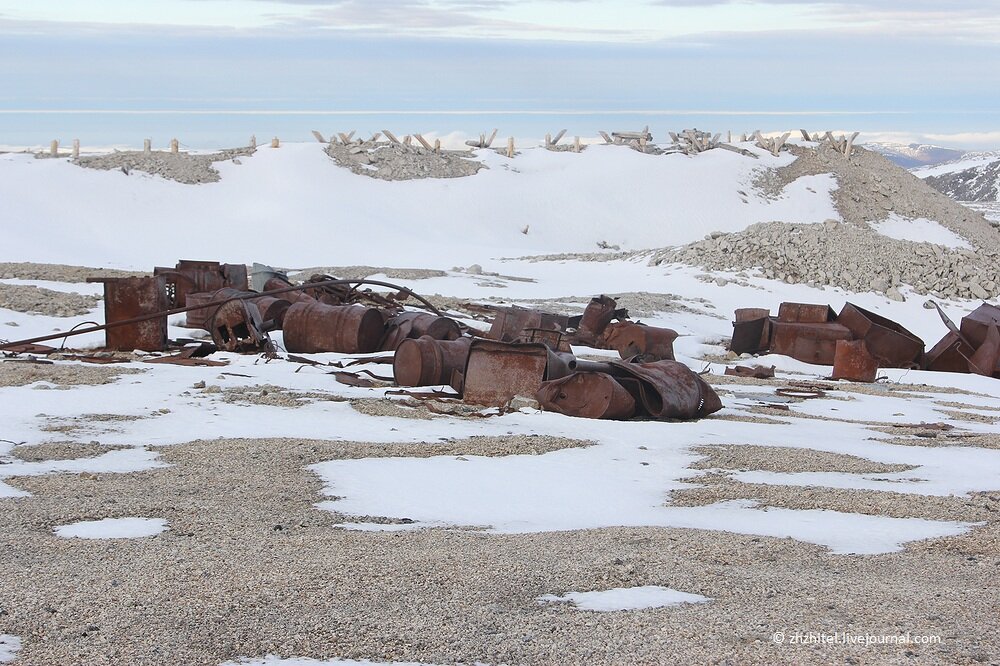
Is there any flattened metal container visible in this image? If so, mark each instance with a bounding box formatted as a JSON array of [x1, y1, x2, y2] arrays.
[[961, 304, 1000, 349], [536, 372, 636, 420], [88, 276, 168, 352], [777, 302, 836, 324], [282, 302, 386, 354], [461, 340, 549, 406], [924, 331, 975, 373], [731, 309, 772, 354], [770, 321, 852, 365], [836, 303, 924, 368], [604, 322, 677, 361]]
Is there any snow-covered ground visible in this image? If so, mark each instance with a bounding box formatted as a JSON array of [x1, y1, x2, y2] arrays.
[[2, 141, 999, 664]]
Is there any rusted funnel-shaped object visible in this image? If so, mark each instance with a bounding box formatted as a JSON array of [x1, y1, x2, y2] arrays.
[[536, 372, 637, 420], [282, 301, 385, 354], [393, 336, 472, 387]]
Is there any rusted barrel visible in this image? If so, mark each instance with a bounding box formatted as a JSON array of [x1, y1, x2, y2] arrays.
[[252, 295, 292, 328], [381, 311, 462, 351], [536, 372, 637, 420], [393, 336, 472, 387], [282, 302, 385, 354], [185, 288, 254, 330]]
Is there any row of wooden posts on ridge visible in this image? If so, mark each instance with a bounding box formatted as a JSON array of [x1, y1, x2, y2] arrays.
[[44, 128, 862, 160]]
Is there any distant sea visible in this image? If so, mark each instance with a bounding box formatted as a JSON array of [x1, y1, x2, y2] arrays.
[[2, 109, 992, 150]]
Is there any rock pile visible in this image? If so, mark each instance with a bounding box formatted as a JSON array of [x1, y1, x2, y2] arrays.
[[655, 220, 999, 301], [658, 143, 1000, 301], [0, 283, 100, 317], [74, 148, 253, 184], [326, 141, 484, 181]]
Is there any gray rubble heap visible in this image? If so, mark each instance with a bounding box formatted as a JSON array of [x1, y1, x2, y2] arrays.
[[326, 140, 485, 181], [73, 148, 253, 184]]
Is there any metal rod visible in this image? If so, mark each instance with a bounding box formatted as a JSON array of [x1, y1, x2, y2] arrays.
[[0, 278, 442, 351]]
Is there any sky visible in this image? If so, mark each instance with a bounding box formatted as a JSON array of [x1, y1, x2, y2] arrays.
[[1, 0, 998, 148]]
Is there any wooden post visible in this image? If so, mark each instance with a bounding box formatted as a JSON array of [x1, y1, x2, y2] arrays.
[[485, 129, 498, 148], [369, 132, 382, 143], [170, 138, 179, 154], [382, 130, 401, 145], [727, 131, 732, 143], [545, 133, 551, 147], [598, 131, 613, 144], [143, 139, 151, 155], [72, 139, 80, 159], [507, 137, 514, 158], [639, 136, 647, 152], [414, 134, 433, 151], [250, 135, 257, 150], [311, 130, 326, 143], [403, 135, 412, 146], [271, 137, 280, 148], [434, 139, 441, 154], [49, 140, 58, 157], [573, 136, 581, 153], [551, 129, 566, 146]]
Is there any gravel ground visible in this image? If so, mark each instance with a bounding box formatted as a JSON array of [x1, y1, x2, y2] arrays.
[[0, 361, 142, 388], [0, 284, 99, 317], [2, 435, 999, 666], [688, 444, 914, 474], [325, 141, 484, 181]]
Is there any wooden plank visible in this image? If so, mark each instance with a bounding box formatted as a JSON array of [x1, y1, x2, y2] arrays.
[[311, 130, 326, 143], [845, 131, 859, 158], [507, 136, 514, 158], [485, 129, 498, 147], [551, 129, 566, 146], [669, 131, 679, 143], [414, 133, 433, 150], [573, 136, 581, 153], [434, 138, 441, 154], [598, 131, 613, 144], [800, 129, 811, 141], [338, 133, 352, 145], [369, 132, 382, 143], [382, 130, 401, 144]]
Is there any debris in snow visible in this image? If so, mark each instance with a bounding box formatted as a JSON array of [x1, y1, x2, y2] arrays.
[[538, 585, 711, 611]]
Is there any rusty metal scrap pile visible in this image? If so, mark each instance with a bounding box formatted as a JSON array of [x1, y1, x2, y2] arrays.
[[731, 300, 1000, 381], [0, 260, 722, 422]]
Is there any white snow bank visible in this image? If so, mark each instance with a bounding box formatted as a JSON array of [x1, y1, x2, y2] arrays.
[[538, 586, 710, 611], [0, 635, 21, 664], [0, 143, 840, 268], [868, 214, 971, 249], [54, 517, 168, 539]]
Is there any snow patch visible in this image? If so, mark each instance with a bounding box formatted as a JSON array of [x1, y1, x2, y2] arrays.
[[54, 517, 168, 539], [0, 635, 21, 663], [538, 585, 710, 611], [868, 214, 971, 249], [220, 657, 437, 666]]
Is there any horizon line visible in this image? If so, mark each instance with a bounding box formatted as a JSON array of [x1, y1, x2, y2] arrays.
[[0, 109, 915, 116]]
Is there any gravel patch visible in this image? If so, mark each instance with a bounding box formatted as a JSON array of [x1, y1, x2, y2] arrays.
[[689, 444, 915, 474], [11, 441, 129, 463], [0, 263, 146, 283], [0, 361, 143, 388], [74, 148, 253, 184], [219, 385, 348, 408], [0, 283, 100, 317], [326, 141, 484, 180], [1, 435, 997, 665]]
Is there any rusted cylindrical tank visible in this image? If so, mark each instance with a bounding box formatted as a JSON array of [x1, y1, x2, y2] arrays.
[[282, 302, 386, 354], [393, 336, 472, 387], [381, 311, 462, 350], [264, 277, 316, 304], [185, 288, 254, 330]]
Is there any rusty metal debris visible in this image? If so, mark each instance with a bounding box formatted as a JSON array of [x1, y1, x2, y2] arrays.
[[460, 339, 550, 406], [924, 302, 1000, 377], [536, 372, 637, 420], [725, 365, 775, 379], [209, 299, 272, 354], [831, 339, 878, 383], [393, 336, 472, 388], [154, 260, 248, 308], [836, 303, 923, 368], [282, 302, 386, 354], [86, 276, 169, 351]]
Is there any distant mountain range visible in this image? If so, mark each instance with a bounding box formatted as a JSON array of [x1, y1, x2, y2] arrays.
[[864, 142, 967, 168]]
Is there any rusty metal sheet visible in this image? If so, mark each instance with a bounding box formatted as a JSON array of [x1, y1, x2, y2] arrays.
[[725, 365, 775, 379], [521, 328, 571, 352], [603, 322, 677, 361], [924, 331, 975, 373], [0, 343, 56, 354], [961, 304, 1000, 349], [209, 300, 272, 354], [579, 295, 617, 336], [770, 321, 852, 365], [730, 316, 771, 355], [282, 302, 386, 354], [536, 372, 636, 420], [608, 359, 722, 419], [735, 308, 770, 322], [968, 324, 1000, 377], [831, 339, 878, 383], [87, 276, 168, 352], [777, 302, 836, 324], [461, 340, 549, 406], [836, 303, 923, 368], [393, 336, 472, 387]]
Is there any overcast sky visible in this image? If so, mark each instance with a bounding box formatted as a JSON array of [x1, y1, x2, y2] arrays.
[[1, 1, 998, 147]]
